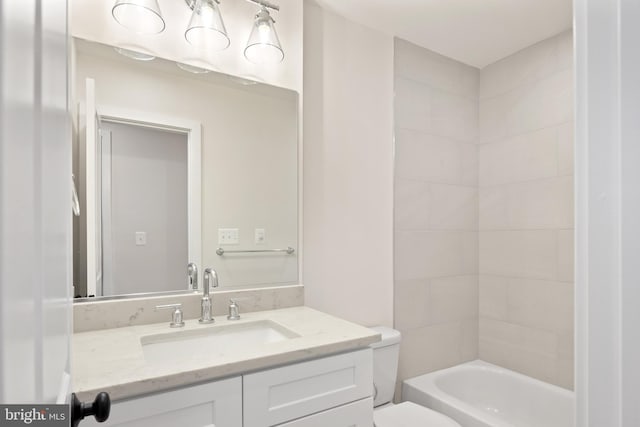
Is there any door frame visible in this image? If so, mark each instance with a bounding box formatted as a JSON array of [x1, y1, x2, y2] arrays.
[[87, 106, 202, 295]]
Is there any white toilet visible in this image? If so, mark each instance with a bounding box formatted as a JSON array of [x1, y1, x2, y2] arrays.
[[370, 327, 461, 427]]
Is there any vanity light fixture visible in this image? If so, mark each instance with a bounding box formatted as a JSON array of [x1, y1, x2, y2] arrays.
[[185, 0, 231, 51], [112, 0, 166, 34], [112, 0, 285, 65], [244, 4, 284, 64]]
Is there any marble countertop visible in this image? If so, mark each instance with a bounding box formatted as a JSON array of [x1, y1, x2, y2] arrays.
[[73, 306, 380, 401]]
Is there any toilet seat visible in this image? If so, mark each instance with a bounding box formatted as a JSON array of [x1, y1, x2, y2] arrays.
[[373, 402, 461, 427]]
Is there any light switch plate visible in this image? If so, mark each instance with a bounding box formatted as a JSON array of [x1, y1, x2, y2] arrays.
[[218, 228, 239, 245], [255, 228, 266, 244], [135, 232, 147, 246]]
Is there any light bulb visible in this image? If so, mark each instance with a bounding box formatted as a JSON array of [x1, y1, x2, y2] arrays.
[[185, 0, 230, 51], [244, 8, 284, 65], [112, 0, 165, 34]]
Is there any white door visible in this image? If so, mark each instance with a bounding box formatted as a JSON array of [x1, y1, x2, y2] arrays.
[[82, 78, 102, 297], [0, 0, 72, 405]]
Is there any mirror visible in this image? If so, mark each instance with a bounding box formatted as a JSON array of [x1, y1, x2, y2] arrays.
[[72, 38, 299, 300]]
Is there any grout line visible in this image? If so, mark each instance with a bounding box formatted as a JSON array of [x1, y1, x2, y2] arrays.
[[395, 126, 479, 146], [395, 75, 478, 102], [477, 273, 574, 284], [395, 229, 479, 233], [395, 177, 478, 188], [478, 173, 574, 189], [478, 228, 574, 232], [478, 64, 574, 102], [477, 119, 573, 146]]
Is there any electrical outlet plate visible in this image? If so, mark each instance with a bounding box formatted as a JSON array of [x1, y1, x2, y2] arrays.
[[218, 228, 239, 245]]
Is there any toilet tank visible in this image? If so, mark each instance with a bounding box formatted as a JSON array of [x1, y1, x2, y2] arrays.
[[370, 326, 401, 407]]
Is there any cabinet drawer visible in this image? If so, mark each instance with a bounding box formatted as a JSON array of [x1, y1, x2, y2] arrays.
[[243, 349, 373, 427], [82, 377, 242, 427], [277, 398, 373, 427]]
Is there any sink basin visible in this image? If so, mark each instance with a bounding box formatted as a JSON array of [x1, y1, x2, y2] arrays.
[[140, 320, 300, 363]]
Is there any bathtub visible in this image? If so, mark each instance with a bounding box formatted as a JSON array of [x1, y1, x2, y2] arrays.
[[402, 360, 574, 427]]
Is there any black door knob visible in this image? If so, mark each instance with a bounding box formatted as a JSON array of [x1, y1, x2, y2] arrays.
[[71, 392, 111, 426]]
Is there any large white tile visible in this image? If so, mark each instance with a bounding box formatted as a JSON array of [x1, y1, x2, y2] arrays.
[[479, 186, 509, 230], [395, 231, 478, 280], [429, 184, 478, 230], [480, 35, 559, 100], [429, 276, 478, 324], [478, 126, 558, 186], [396, 77, 431, 132], [555, 31, 574, 72], [479, 230, 558, 280], [507, 278, 574, 333], [395, 129, 477, 185], [557, 121, 574, 176], [479, 70, 573, 143], [395, 38, 479, 99], [395, 179, 430, 231], [430, 88, 478, 143], [479, 275, 509, 320], [479, 337, 560, 387], [479, 87, 522, 143], [460, 318, 480, 361], [398, 321, 474, 381], [507, 177, 574, 229], [479, 317, 558, 356], [394, 279, 430, 331], [459, 143, 479, 186], [557, 229, 574, 282], [507, 69, 574, 137]]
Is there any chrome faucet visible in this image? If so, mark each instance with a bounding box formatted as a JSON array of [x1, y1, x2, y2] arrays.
[[199, 268, 219, 324], [188, 262, 198, 290]]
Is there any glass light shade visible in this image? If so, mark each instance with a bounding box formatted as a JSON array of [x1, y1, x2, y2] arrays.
[[114, 46, 156, 61], [176, 62, 211, 74], [112, 0, 165, 34], [185, 0, 230, 51], [244, 8, 284, 65]]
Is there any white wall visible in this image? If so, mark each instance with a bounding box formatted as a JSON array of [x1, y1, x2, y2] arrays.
[[102, 122, 188, 295], [71, 0, 302, 93], [75, 46, 298, 289], [393, 38, 479, 389], [302, 1, 394, 327]]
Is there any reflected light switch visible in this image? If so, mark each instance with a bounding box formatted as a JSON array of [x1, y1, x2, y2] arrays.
[[218, 228, 239, 245], [255, 228, 266, 244], [135, 232, 147, 246]]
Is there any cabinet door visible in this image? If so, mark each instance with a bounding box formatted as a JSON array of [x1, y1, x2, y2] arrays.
[[82, 377, 241, 427], [244, 349, 373, 427], [278, 398, 373, 427]]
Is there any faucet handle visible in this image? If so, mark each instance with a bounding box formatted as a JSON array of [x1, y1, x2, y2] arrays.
[[155, 303, 185, 328], [227, 299, 240, 320]]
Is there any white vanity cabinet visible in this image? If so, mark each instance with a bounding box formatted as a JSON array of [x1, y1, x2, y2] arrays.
[[83, 349, 373, 427], [82, 377, 242, 427], [243, 349, 373, 427], [276, 398, 373, 427]]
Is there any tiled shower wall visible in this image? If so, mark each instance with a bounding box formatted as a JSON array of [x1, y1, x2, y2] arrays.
[[393, 39, 480, 389], [478, 31, 574, 389], [394, 31, 574, 392]]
